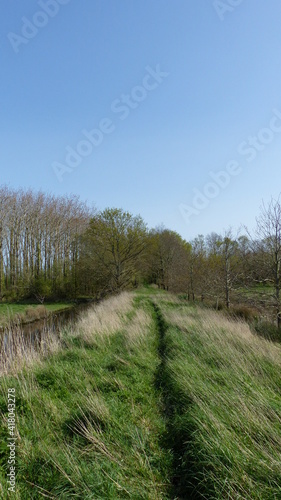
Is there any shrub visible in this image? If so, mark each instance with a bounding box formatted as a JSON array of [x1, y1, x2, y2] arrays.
[[12, 312, 25, 325], [254, 319, 281, 342], [178, 294, 188, 300], [25, 307, 40, 321], [229, 304, 259, 322], [25, 305, 48, 321], [213, 301, 225, 311], [36, 305, 48, 319]]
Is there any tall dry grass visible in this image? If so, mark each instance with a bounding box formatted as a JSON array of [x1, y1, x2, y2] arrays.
[[0, 293, 134, 377], [124, 308, 152, 348], [0, 326, 61, 376], [72, 292, 134, 344], [158, 296, 281, 498]]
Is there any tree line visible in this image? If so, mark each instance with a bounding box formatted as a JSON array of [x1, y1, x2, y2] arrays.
[[1, 186, 281, 326], [0, 187, 90, 302]]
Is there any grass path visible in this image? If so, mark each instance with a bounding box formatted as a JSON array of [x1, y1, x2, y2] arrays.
[[150, 299, 203, 499], [1, 288, 281, 498]]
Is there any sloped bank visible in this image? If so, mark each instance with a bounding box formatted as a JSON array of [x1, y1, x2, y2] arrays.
[[153, 292, 281, 499]]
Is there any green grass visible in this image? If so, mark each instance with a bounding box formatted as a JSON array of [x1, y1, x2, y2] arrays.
[[234, 282, 274, 295], [233, 283, 276, 305], [1, 288, 281, 498]]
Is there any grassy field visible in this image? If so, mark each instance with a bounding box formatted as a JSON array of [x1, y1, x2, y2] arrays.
[[0, 288, 281, 498], [0, 303, 72, 326], [232, 283, 276, 310]]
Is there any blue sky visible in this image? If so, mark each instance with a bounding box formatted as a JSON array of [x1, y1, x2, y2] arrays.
[[2, 0, 281, 239]]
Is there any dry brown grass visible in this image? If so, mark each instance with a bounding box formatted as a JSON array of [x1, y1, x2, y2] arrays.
[[73, 292, 134, 344], [25, 306, 47, 321], [199, 308, 281, 369], [161, 307, 199, 331], [124, 309, 152, 348], [153, 293, 182, 305], [0, 327, 61, 376], [160, 296, 281, 387], [173, 304, 281, 369]]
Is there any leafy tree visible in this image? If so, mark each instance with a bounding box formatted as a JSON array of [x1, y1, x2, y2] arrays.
[[85, 208, 147, 292], [147, 228, 189, 292]]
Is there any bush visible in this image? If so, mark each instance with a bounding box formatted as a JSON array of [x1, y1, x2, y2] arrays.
[[254, 319, 281, 342], [229, 304, 259, 322], [25, 305, 47, 322], [213, 301, 225, 311], [178, 294, 188, 300], [25, 307, 40, 321], [36, 305, 48, 319], [11, 312, 25, 325]]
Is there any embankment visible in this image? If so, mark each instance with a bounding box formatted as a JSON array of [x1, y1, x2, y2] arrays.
[[0, 288, 281, 499]]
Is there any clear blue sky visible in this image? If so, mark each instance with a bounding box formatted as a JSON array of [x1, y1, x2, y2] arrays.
[[2, 0, 281, 239]]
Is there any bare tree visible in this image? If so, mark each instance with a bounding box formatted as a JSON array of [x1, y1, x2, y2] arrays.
[[255, 196, 281, 328], [217, 231, 237, 309], [0, 186, 92, 301]]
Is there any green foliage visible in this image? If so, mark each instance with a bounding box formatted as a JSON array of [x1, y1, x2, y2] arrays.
[[30, 276, 52, 303], [85, 207, 147, 291], [254, 319, 281, 342]]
